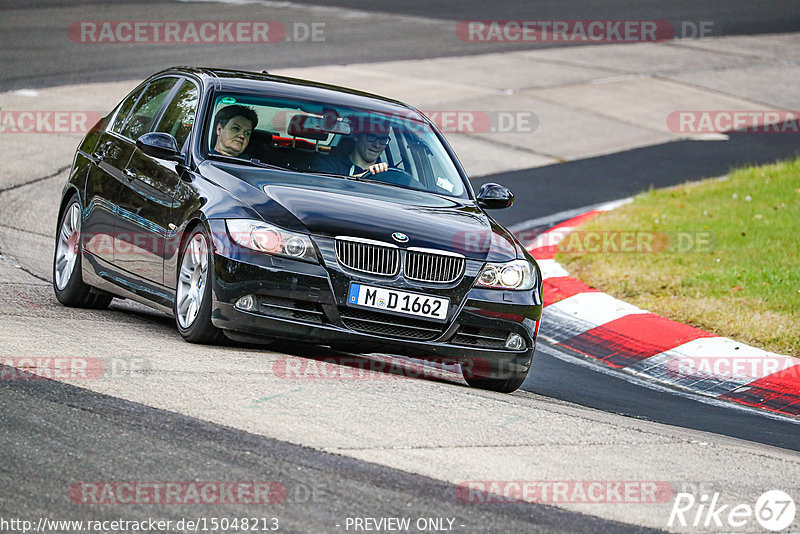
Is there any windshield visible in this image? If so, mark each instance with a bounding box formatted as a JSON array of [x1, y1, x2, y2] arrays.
[[204, 93, 468, 198]]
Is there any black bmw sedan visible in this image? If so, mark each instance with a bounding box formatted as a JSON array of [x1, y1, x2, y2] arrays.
[[53, 67, 542, 392]]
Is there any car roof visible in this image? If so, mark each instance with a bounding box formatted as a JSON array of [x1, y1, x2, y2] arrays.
[[155, 66, 422, 117]]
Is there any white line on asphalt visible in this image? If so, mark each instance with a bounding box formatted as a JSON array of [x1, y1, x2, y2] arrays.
[[509, 197, 633, 234]]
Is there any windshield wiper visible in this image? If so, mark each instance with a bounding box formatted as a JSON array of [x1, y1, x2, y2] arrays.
[[350, 174, 410, 191], [206, 153, 285, 171], [307, 169, 423, 192], [304, 170, 352, 180]]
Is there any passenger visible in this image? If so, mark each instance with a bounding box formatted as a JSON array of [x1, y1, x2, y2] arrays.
[[210, 105, 258, 158], [312, 121, 390, 176]]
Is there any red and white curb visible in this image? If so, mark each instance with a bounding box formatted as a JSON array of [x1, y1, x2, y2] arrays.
[[528, 201, 800, 419]]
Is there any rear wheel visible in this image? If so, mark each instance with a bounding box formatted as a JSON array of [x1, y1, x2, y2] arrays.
[[174, 226, 224, 344], [53, 196, 112, 309]]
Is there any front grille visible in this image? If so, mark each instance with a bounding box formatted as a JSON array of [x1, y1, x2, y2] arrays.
[[335, 238, 399, 276], [257, 296, 325, 324], [339, 307, 444, 340], [451, 325, 509, 349], [405, 249, 465, 283]]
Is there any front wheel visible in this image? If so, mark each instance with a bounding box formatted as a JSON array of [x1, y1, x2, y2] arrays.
[[461, 353, 532, 393], [462, 371, 529, 393], [174, 226, 224, 344], [53, 196, 112, 309]]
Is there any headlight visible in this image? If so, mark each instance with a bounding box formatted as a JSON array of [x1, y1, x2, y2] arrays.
[[225, 219, 317, 262], [476, 259, 537, 290]]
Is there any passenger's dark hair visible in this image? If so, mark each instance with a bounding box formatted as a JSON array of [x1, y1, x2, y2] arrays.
[[214, 104, 258, 130]]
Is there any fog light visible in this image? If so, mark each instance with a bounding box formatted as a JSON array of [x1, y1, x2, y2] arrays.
[[235, 294, 257, 311], [505, 333, 525, 350]]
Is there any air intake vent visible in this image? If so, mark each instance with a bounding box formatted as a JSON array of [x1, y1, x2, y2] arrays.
[[335, 237, 399, 276], [404, 249, 465, 283], [339, 307, 444, 340]]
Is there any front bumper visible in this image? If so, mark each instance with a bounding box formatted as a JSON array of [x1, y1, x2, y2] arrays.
[[208, 220, 542, 379]]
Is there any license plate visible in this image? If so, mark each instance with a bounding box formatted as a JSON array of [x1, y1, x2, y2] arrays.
[[347, 283, 449, 322]]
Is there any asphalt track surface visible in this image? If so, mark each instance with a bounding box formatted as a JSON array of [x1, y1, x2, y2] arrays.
[[3, 0, 800, 91], [1, 370, 648, 533], [486, 129, 800, 227], [2, 1, 800, 532], [4, 0, 799, 227]]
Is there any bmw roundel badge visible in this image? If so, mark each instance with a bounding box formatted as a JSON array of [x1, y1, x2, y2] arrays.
[[392, 232, 409, 243]]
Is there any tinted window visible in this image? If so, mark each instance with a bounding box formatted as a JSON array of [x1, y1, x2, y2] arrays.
[[111, 85, 145, 134], [204, 93, 468, 198], [155, 80, 199, 149], [119, 77, 178, 141]]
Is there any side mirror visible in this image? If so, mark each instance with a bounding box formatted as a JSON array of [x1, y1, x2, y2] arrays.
[[477, 183, 514, 210], [136, 132, 183, 162]]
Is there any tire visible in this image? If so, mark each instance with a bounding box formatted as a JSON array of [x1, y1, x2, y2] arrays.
[[461, 353, 531, 393], [462, 371, 529, 393], [174, 225, 224, 344], [53, 195, 112, 309]]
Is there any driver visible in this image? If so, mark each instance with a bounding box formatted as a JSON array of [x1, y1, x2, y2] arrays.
[[211, 104, 258, 158], [312, 119, 390, 176]]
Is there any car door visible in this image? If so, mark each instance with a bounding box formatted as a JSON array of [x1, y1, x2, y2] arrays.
[[115, 78, 199, 286], [110, 76, 181, 283], [82, 83, 146, 264]]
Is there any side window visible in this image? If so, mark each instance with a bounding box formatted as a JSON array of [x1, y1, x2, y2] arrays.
[[111, 85, 145, 134], [155, 80, 199, 149], [119, 77, 178, 141]]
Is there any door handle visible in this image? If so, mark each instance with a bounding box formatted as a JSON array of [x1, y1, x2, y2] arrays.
[[123, 167, 137, 181]]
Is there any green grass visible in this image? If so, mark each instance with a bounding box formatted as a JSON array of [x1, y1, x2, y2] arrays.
[[556, 157, 800, 356]]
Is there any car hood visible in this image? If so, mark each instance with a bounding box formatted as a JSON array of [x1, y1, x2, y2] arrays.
[[202, 162, 519, 261]]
